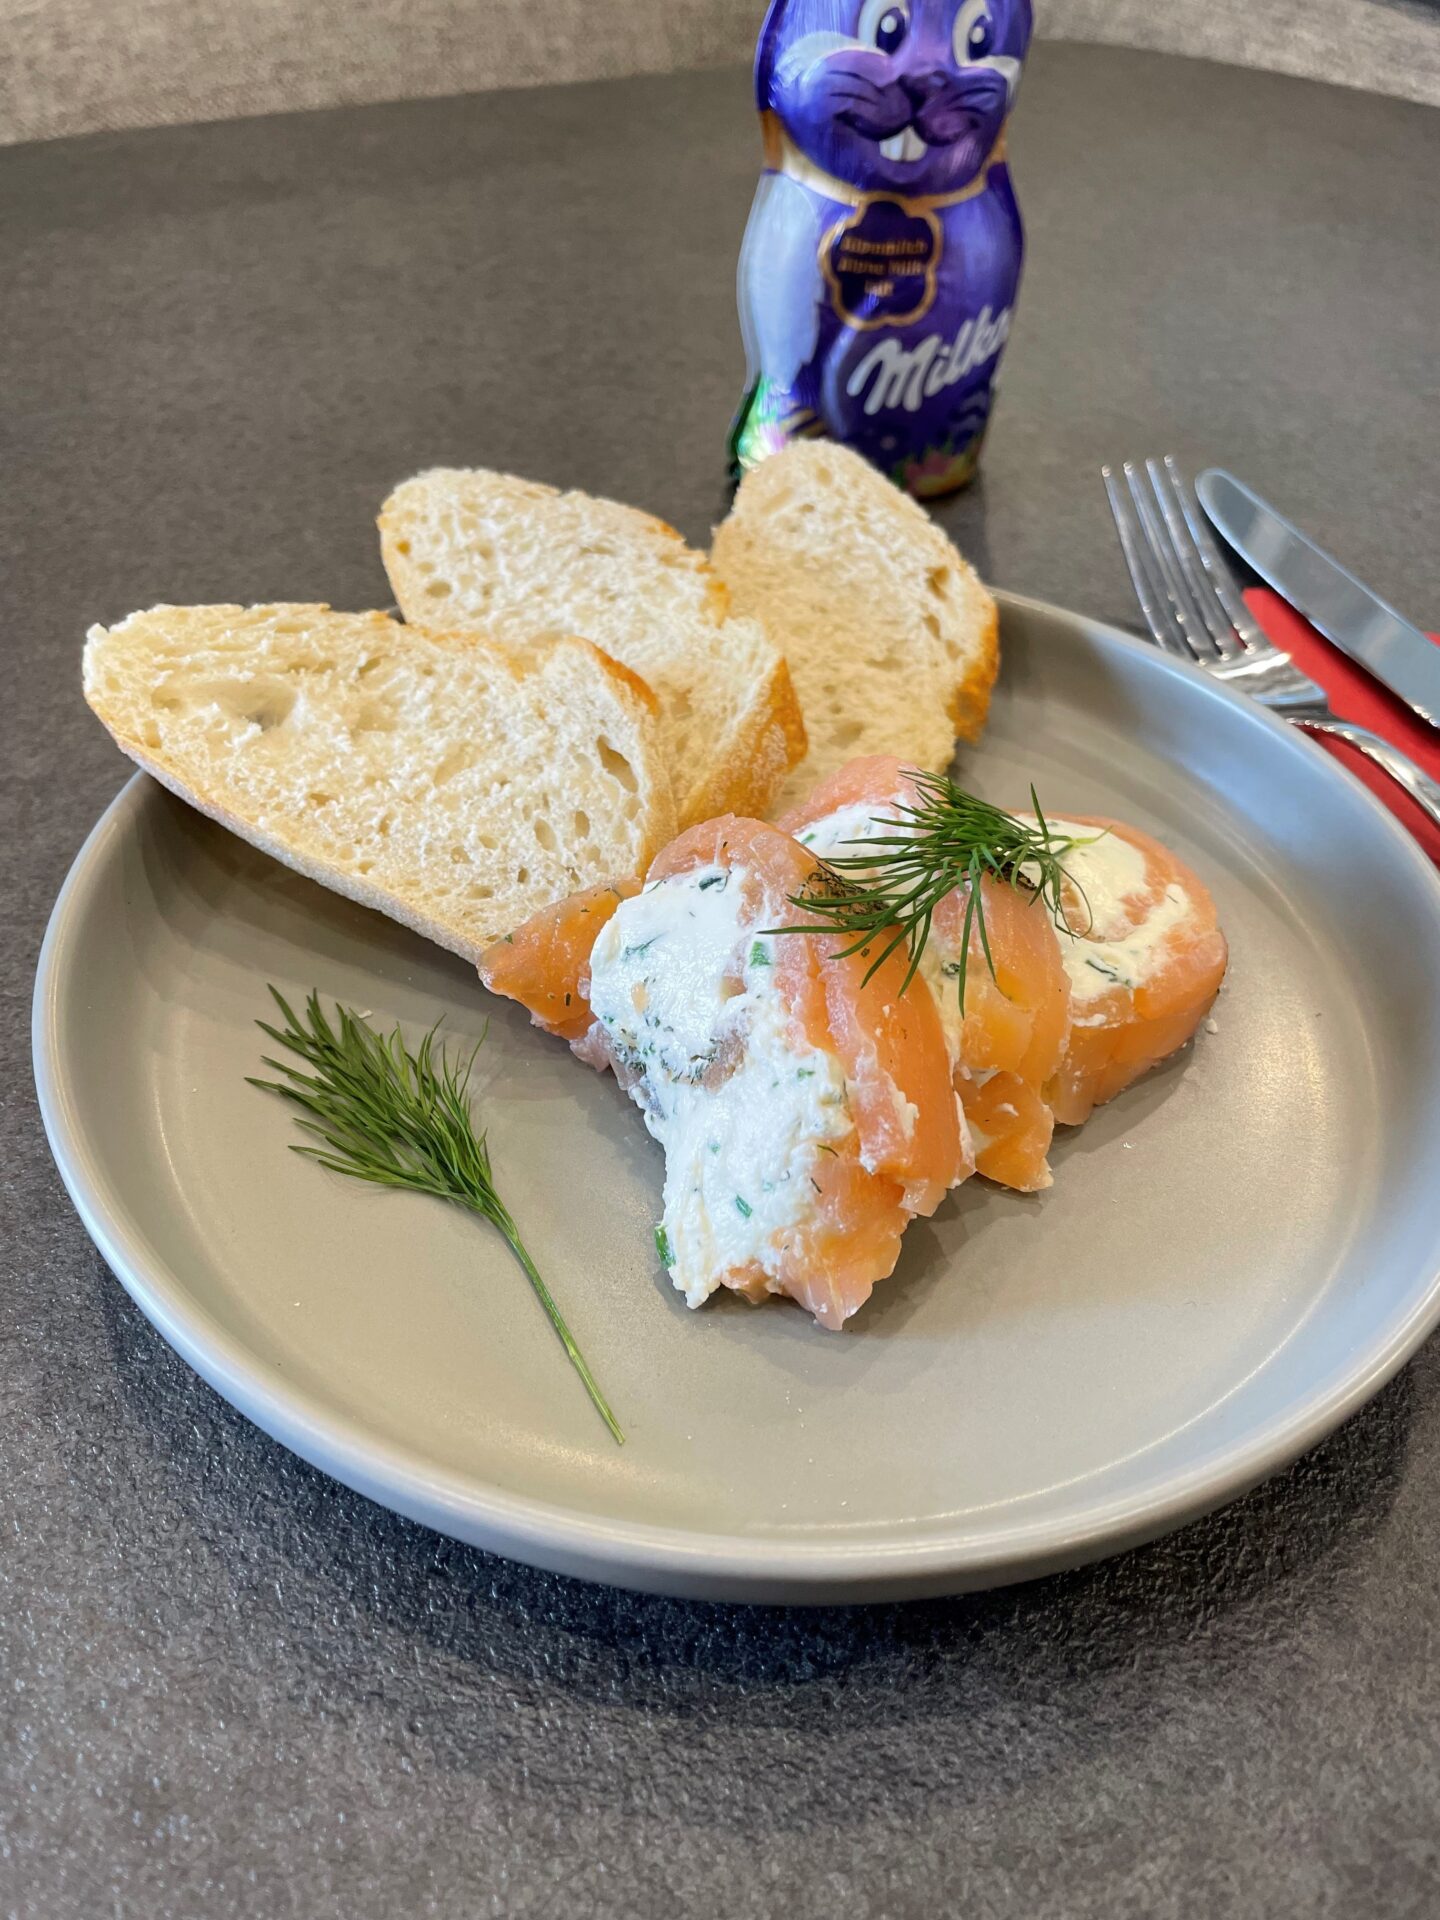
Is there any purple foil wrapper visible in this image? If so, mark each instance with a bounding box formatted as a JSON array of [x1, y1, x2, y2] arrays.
[[731, 0, 1033, 497]]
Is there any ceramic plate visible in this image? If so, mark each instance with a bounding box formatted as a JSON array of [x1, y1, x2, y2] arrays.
[[34, 594, 1440, 1601]]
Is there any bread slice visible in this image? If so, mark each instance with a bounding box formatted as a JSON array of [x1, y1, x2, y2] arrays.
[[82, 604, 676, 958], [710, 442, 999, 817], [378, 468, 807, 828]]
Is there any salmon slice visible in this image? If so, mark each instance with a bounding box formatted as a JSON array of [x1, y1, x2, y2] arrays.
[[782, 756, 1070, 1192], [480, 814, 968, 1329], [651, 818, 969, 1217], [1028, 814, 1229, 1125], [478, 878, 639, 1042]]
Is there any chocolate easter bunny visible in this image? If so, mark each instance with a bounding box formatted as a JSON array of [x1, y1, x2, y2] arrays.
[[732, 0, 1032, 497]]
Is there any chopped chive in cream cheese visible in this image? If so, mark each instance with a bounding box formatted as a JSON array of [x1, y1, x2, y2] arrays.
[[585, 863, 855, 1309]]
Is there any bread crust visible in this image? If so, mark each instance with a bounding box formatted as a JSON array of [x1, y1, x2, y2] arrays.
[[680, 654, 808, 823], [948, 595, 1001, 745]]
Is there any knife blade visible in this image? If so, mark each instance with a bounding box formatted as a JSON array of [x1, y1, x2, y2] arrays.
[[1197, 469, 1440, 729]]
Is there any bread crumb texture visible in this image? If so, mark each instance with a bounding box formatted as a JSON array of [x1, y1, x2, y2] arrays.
[[711, 442, 998, 817], [380, 469, 805, 826], [82, 604, 675, 954]]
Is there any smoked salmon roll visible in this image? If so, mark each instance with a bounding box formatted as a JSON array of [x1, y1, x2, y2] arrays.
[[782, 760, 1228, 1175], [782, 756, 1071, 1192], [1025, 814, 1229, 1126], [480, 816, 970, 1329]]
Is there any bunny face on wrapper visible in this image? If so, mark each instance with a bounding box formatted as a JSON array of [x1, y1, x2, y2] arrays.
[[731, 0, 1033, 498]]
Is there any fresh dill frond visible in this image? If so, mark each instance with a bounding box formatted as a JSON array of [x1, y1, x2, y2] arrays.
[[781, 770, 1093, 1005], [248, 988, 622, 1445]]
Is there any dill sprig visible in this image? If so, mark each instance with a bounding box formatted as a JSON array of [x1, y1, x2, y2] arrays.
[[783, 770, 1092, 1004], [248, 987, 623, 1445]]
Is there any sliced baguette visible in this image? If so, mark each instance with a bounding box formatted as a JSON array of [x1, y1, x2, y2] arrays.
[[82, 604, 676, 957], [710, 442, 999, 817], [378, 468, 807, 828]]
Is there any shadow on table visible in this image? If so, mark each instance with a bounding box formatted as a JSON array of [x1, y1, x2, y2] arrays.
[[97, 1250, 1418, 1818]]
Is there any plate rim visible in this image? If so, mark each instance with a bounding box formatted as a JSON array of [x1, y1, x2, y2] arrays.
[[34, 591, 1440, 1603]]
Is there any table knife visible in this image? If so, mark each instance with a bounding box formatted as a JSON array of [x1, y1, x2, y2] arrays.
[[1197, 469, 1440, 730]]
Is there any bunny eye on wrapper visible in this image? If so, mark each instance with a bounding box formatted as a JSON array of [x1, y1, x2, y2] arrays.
[[729, 0, 1033, 499]]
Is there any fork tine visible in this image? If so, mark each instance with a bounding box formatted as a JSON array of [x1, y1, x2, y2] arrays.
[[1146, 458, 1244, 659], [1161, 457, 1274, 656], [1102, 465, 1193, 659], [1125, 462, 1221, 660]]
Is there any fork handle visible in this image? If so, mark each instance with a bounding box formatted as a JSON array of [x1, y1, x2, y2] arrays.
[[1302, 719, 1440, 832]]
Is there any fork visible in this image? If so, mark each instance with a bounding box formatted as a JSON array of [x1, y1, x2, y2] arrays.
[[1103, 456, 1440, 833]]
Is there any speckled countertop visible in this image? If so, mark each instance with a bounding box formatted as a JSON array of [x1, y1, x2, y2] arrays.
[[4, 44, 1439, 1919]]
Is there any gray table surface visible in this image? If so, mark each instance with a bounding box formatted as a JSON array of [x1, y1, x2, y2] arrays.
[[4, 42, 1439, 1920]]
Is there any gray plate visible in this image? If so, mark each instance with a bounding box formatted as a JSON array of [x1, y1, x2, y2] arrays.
[[33, 594, 1440, 1602]]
